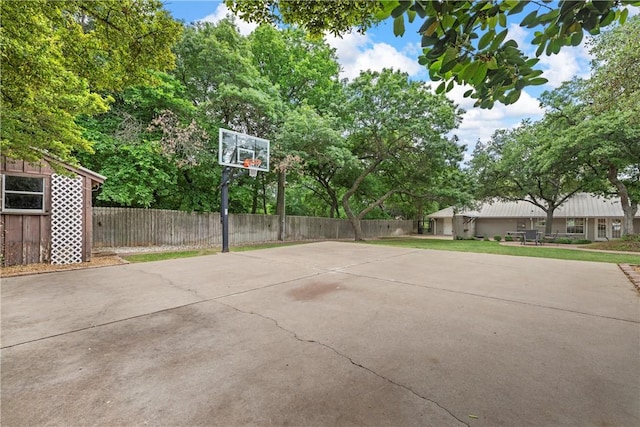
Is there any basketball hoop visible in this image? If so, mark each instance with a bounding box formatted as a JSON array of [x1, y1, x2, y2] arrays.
[[243, 158, 262, 178]]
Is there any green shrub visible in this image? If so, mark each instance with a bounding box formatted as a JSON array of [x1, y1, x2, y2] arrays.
[[483, 236, 490, 241], [504, 235, 514, 242], [556, 238, 573, 244], [494, 235, 502, 242], [574, 239, 592, 244]]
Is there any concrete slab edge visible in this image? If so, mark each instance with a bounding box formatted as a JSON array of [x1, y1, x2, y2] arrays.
[[618, 264, 640, 293]]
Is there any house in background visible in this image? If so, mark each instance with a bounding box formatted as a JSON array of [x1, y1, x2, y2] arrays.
[[427, 193, 639, 241], [1, 156, 105, 266]]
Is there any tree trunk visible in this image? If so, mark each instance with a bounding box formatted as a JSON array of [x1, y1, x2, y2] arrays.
[[328, 187, 340, 218], [545, 209, 554, 236], [276, 170, 286, 240], [342, 194, 364, 241], [347, 212, 365, 241], [607, 164, 637, 236], [340, 158, 386, 241], [621, 203, 637, 236]]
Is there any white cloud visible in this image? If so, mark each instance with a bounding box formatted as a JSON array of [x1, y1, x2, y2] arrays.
[[402, 41, 423, 57], [537, 45, 592, 87], [199, 3, 258, 36], [446, 85, 543, 160], [325, 32, 423, 80], [507, 23, 529, 49]]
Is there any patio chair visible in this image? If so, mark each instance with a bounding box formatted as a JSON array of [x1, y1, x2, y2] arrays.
[[521, 229, 541, 245]]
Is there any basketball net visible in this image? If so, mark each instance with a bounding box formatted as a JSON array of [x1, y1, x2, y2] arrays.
[[243, 158, 262, 178]]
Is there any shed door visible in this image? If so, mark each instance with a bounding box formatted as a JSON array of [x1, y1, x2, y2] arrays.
[[444, 218, 453, 235]]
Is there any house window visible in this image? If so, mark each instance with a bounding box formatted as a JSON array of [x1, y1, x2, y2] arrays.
[[597, 219, 607, 239], [566, 218, 585, 234], [611, 219, 621, 239], [2, 175, 45, 212], [535, 219, 546, 228]]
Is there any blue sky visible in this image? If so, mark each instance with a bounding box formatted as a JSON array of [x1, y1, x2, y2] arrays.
[[161, 1, 631, 160]]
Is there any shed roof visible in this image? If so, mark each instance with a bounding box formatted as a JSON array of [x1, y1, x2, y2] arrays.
[[427, 206, 455, 218], [43, 155, 106, 183], [428, 193, 638, 219]]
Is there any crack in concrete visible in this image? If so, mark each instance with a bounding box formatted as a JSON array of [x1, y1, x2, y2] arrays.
[[126, 266, 208, 301], [215, 299, 470, 427], [1, 270, 328, 349], [0, 299, 207, 349]]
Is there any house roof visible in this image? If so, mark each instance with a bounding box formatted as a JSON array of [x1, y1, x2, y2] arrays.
[[428, 193, 638, 219]]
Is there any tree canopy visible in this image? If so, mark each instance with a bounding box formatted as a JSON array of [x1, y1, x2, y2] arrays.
[[1, 0, 182, 163], [551, 16, 639, 235], [471, 15, 640, 236], [337, 69, 463, 239], [226, 0, 639, 108], [470, 120, 587, 235]]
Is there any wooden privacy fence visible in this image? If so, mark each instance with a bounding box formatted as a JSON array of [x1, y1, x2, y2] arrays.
[[93, 207, 413, 248]]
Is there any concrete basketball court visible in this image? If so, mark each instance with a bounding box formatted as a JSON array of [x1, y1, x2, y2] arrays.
[[2, 241, 639, 426]]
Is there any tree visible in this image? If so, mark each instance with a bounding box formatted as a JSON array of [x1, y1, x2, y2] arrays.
[[583, 16, 639, 236], [1, 0, 182, 163], [541, 17, 640, 236], [470, 120, 587, 236], [173, 20, 285, 213], [249, 24, 344, 222], [226, 0, 638, 108], [275, 105, 350, 218], [77, 72, 221, 211], [228, 0, 380, 36], [77, 115, 177, 208], [338, 69, 462, 240], [567, 113, 640, 236], [249, 25, 342, 112]]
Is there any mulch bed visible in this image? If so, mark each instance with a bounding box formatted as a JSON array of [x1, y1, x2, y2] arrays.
[[1, 256, 127, 278]]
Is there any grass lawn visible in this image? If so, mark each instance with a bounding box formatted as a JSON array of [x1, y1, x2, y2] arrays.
[[365, 237, 640, 264], [122, 248, 218, 263], [120, 238, 640, 265]]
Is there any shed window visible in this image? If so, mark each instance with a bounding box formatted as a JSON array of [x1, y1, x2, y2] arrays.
[[566, 218, 585, 234], [2, 175, 45, 212]]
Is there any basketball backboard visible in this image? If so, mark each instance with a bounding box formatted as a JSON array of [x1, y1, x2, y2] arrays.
[[218, 128, 269, 172]]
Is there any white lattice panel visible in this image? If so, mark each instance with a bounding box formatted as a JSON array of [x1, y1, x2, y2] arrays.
[[51, 174, 84, 264]]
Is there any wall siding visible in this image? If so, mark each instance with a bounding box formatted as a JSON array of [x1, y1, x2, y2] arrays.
[[1, 156, 101, 266], [1, 158, 53, 266], [92, 207, 413, 248]]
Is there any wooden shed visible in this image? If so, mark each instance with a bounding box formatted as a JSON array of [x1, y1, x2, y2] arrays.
[[1, 156, 105, 266]]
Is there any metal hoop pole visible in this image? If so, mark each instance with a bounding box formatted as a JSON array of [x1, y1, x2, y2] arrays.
[[221, 166, 230, 253]]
